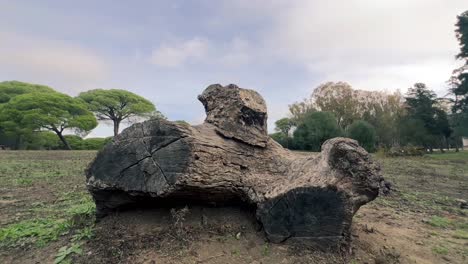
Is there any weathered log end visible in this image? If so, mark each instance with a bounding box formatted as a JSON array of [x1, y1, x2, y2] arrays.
[[256, 137, 382, 247], [198, 84, 268, 147], [257, 187, 351, 245], [86, 84, 383, 248]]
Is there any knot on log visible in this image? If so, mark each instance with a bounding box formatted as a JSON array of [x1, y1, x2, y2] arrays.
[[86, 84, 383, 248]]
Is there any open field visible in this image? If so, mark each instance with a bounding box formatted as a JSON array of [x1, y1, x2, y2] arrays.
[[0, 150, 467, 264]]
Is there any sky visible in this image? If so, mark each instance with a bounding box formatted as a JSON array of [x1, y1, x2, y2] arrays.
[[0, 0, 466, 137]]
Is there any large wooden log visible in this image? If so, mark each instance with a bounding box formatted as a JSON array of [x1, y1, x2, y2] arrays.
[[86, 84, 383, 247]]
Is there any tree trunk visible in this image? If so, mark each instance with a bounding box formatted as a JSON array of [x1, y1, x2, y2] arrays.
[[439, 141, 445, 153], [14, 135, 22, 150], [113, 120, 120, 137], [55, 130, 71, 150], [86, 84, 383, 248]]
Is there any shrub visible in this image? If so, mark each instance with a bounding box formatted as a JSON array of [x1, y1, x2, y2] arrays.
[[346, 120, 376, 152], [385, 146, 426, 157], [81, 137, 112, 150], [292, 111, 342, 151], [25, 132, 61, 150], [24, 134, 110, 150], [270, 132, 294, 148], [63, 135, 84, 150]]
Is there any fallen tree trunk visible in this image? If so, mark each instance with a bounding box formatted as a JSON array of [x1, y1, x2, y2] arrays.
[[86, 84, 383, 247]]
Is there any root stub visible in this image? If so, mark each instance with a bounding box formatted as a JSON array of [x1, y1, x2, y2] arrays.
[[86, 84, 383, 247]]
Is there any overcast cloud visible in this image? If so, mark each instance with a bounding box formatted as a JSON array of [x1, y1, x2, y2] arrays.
[[0, 0, 466, 136]]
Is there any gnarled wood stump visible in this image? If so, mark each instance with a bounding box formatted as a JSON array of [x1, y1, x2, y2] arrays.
[[86, 84, 383, 247]]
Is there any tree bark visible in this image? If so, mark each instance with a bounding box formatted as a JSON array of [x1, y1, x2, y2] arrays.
[[55, 130, 71, 150], [113, 119, 120, 137], [86, 84, 383, 248], [14, 135, 22, 150]]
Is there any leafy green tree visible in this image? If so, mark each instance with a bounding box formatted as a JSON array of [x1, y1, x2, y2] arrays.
[[273, 118, 294, 148], [78, 89, 158, 136], [433, 108, 452, 152], [293, 111, 342, 151], [270, 132, 289, 148], [401, 83, 452, 152], [288, 99, 316, 124], [0, 81, 55, 103], [449, 11, 468, 150], [450, 113, 468, 151], [455, 10, 468, 61], [0, 81, 57, 148], [24, 131, 61, 150], [398, 118, 433, 148], [405, 83, 437, 121], [312, 82, 360, 129], [361, 91, 405, 148], [346, 120, 377, 152], [0, 92, 97, 150], [449, 69, 468, 115], [274, 118, 293, 135]]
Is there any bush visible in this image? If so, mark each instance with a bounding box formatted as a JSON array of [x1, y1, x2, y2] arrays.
[[23, 133, 111, 150], [293, 111, 342, 151], [25, 132, 61, 150], [385, 146, 425, 157], [81, 137, 112, 150], [346, 120, 377, 152], [270, 132, 294, 149], [63, 135, 84, 150], [61, 136, 112, 150]]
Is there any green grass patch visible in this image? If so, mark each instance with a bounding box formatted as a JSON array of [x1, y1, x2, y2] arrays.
[[0, 218, 71, 247], [426, 150, 468, 161], [426, 216, 451, 228], [0, 192, 96, 248], [55, 242, 83, 264], [455, 219, 468, 229], [453, 230, 468, 240], [262, 243, 270, 256], [432, 245, 449, 255], [72, 226, 94, 242]]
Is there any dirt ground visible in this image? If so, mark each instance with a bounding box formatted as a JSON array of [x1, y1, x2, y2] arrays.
[[0, 150, 467, 264]]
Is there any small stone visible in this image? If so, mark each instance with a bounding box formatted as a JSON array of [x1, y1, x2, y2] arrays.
[[455, 199, 467, 209], [415, 241, 424, 245], [201, 214, 208, 226], [442, 256, 452, 262]]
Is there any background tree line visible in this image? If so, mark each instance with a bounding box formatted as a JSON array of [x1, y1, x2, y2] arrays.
[[272, 81, 466, 153], [0, 81, 163, 150], [271, 10, 468, 153]]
